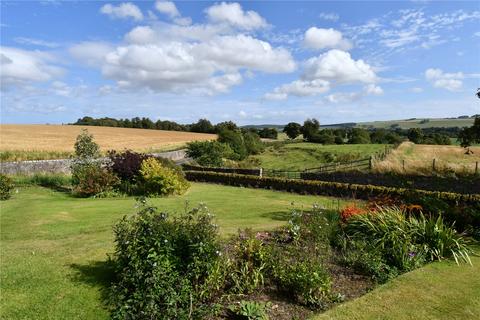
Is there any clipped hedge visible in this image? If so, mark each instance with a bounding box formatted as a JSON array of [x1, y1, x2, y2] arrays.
[[182, 164, 262, 176], [184, 171, 480, 205]]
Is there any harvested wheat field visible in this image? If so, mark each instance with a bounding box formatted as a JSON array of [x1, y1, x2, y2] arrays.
[[374, 142, 480, 175], [0, 125, 216, 158]]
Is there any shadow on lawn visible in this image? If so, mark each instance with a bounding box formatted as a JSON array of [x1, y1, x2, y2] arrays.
[[69, 260, 115, 306], [259, 210, 291, 221]]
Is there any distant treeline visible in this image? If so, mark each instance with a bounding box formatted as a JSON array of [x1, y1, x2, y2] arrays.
[[72, 116, 278, 139]]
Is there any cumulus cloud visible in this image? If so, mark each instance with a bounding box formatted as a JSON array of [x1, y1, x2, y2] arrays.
[[100, 2, 143, 21], [425, 68, 463, 91], [155, 1, 179, 18], [265, 49, 378, 99], [304, 27, 352, 50], [0, 46, 63, 89], [205, 2, 267, 30], [303, 49, 376, 84], [69, 41, 113, 67], [71, 24, 295, 94]]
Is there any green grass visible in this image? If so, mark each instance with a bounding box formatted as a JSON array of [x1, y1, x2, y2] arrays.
[[355, 118, 474, 129], [251, 143, 388, 171], [0, 183, 350, 320], [313, 248, 480, 320]]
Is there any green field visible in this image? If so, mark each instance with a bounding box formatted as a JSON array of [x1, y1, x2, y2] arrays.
[[0, 183, 351, 320], [251, 143, 388, 171], [353, 118, 474, 129]]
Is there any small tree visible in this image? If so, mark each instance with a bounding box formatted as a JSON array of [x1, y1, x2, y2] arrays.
[[301, 119, 320, 141], [283, 122, 302, 140], [407, 128, 424, 144], [74, 129, 100, 159], [459, 117, 480, 154]]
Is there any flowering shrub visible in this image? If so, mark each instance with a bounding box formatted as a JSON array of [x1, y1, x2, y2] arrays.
[[340, 204, 367, 222]]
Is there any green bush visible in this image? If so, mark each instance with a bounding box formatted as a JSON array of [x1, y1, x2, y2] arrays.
[[271, 250, 331, 307], [72, 163, 119, 197], [186, 140, 233, 167], [218, 129, 248, 160], [139, 158, 189, 196], [110, 202, 223, 319], [344, 207, 472, 270], [0, 174, 14, 200]]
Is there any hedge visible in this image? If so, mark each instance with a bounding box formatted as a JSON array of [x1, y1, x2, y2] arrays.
[[184, 171, 480, 205], [182, 164, 262, 176]]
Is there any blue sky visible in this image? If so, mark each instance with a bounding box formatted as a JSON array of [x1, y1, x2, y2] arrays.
[[1, 1, 479, 125]]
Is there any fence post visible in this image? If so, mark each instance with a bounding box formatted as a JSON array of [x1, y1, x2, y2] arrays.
[[432, 158, 436, 172], [369, 155, 373, 170], [259, 168, 263, 177], [402, 159, 405, 171], [475, 161, 478, 175]]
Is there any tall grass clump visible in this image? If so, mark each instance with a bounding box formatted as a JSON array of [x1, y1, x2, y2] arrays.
[[12, 173, 72, 190], [344, 207, 472, 269]]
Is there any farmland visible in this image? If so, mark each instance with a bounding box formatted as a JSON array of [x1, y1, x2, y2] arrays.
[[0, 125, 216, 160], [374, 142, 480, 175]]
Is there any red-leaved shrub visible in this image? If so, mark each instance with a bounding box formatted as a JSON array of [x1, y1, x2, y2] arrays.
[[340, 204, 367, 222]]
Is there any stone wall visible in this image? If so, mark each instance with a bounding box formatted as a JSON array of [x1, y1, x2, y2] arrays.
[[0, 149, 188, 175]]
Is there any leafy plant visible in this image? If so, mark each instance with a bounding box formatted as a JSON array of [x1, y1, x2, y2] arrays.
[[186, 140, 233, 167], [228, 232, 268, 294], [228, 300, 270, 320], [110, 201, 222, 320], [0, 174, 14, 200], [72, 164, 119, 197], [73, 129, 100, 159], [107, 150, 149, 182], [271, 251, 331, 307], [139, 158, 190, 196]]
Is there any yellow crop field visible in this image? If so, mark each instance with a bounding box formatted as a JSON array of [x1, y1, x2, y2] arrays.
[[0, 125, 216, 160], [374, 142, 480, 175]]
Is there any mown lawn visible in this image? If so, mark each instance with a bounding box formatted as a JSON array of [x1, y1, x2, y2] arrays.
[[252, 143, 388, 171], [313, 248, 480, 320], [0, 183, 348, 320]]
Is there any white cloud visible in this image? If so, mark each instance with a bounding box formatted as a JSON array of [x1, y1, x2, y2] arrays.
[[425, 68, 463, 91], [364, 84, 383, 95], [304, 27, 352, 50], [155, 1, 180, 18], [325, 92, 362, 103], [265, 49, 378, 99], [319, 12, 339, 22], [474, 31, 480, 37], [303, 49, 377, 84], [410, 87, 424, 93], [265, 79, 330, 100], [14, 37, 59, 48], [100, 2, 143, 21], [0, 46, 63, 89], [205, 2, 267, 30], [71, 24, 295, 94], [69, 41, 113, 67]]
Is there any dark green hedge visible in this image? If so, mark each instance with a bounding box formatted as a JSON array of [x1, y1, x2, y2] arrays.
[[184, 171, 480, 205]]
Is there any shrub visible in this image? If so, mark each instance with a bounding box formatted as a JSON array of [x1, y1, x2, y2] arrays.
[[242, 131, 265, 155], [218, 129, 248, 161], [72, 164, 119, 197], [108, 150, 149, 182], [271, 251, 331, 307], [0, 174, 14, 200], [186, 140, 233, 167], [110, 202, 222, 319], [139, 158, 189, 196]]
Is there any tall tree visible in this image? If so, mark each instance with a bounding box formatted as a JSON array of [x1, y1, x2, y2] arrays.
[[283, 122, 302, 139]]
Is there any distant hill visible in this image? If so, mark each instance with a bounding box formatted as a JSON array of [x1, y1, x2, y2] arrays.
[[243, 117, 476, 131]]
